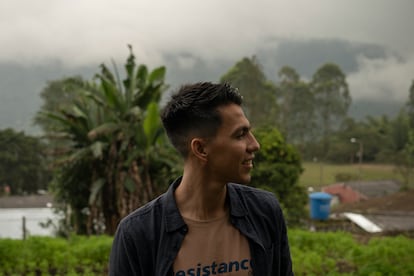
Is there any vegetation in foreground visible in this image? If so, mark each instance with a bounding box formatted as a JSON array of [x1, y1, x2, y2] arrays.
[[1, 230, 413, 276]]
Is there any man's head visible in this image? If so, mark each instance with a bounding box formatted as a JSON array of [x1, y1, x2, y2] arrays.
[[161, 82, 243, 157]]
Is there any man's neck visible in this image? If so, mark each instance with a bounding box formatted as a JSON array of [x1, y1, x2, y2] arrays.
[[175, 170, 228, 221]]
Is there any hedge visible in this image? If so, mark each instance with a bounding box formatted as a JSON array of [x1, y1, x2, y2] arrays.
[[1, 230, 413, 275]]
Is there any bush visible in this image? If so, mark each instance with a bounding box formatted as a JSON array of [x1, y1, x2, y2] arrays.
[[0, 235, 112, 275], [289, 229, 414, 275], [335, 172, 359, 182], [1, 231, 413, 275], [251, 127, 307, 226]]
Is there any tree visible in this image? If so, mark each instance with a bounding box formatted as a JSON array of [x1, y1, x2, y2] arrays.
[[220, 57, 277, 127], [251, 127, 307, 225], [310, 63, 351, 156], [34, 76, 93, 133], [395, 129, 414, 189], [407, 79, 414, 128], [0, 128, 50, 195], [324, 115, 393, 164], [38, 46, 180, 235], [276, 66, 316, 149]]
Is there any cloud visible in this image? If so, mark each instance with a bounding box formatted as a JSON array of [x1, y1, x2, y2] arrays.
[[1, 0, 413, 67], [348, 54, 414, 102]]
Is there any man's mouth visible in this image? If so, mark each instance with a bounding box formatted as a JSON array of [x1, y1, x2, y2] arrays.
[[242, 159, 253, 166]]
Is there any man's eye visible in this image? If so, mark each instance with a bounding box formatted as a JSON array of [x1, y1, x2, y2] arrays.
[[237, 131, 248, 138]]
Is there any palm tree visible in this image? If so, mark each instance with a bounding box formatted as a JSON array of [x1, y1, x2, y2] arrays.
[[40, 46, 180, 235]]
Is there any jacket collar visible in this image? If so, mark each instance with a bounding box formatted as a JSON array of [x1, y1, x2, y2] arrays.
[[163, 177, 186, 233], [162, 177, 248, 232], [227, 183, 248, 218]]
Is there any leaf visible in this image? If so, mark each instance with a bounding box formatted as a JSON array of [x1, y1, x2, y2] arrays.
[[72, 105, 87, 119], [99, 76, 122, 110], [90, 141, 105, 159], [125, 106, 142, 120], [83, 91, 106, 107], [143, 102, 160, 147], [88, 122, 120, 140], [89, 178, 105, 205], [136, 65, 148, 90], [100, 64, 116, 84], [124, 176, 136, 193], [148, 66, 166, 84]]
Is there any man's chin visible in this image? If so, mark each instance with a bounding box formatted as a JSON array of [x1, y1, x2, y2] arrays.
[[238, 175, 252, 185]]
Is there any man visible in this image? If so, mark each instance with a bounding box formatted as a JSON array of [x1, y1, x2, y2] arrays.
[[109, 82, 293, 275]]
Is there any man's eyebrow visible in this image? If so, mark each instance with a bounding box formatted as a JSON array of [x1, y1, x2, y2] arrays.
[[232, 125, 251, 135]]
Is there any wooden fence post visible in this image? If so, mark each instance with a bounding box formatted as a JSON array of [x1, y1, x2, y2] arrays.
[[22, 216, 27, 240]]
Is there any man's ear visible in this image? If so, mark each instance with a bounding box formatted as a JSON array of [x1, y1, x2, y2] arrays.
[[190, 138, 208, 161]]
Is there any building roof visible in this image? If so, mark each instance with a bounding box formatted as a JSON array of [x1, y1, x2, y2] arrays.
[[0, 194, 55, 208], [341, 180, 401, 198], [323, 183, 367, 204], [365, 212, 414, 232], [333, 189, 414, 234]]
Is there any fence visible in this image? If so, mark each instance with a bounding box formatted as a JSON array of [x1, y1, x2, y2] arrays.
[[0, 208, 60, 239]]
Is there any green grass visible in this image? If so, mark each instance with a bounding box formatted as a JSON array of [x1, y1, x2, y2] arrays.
[[299, 162, 403, 188]]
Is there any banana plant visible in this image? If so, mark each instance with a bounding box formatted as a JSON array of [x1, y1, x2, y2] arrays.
[[40, 46, 178, 235]]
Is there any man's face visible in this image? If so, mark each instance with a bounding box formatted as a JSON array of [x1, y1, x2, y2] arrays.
[[203, 103, 260, 184]]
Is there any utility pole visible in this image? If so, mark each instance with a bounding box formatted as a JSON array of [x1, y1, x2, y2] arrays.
[[350, 137, 363, 179]]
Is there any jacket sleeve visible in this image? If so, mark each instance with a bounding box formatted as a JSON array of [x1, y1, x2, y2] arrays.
[[109, 223, 141, 276], [264, 191, 294, 275], [277, 206, 294, 276]]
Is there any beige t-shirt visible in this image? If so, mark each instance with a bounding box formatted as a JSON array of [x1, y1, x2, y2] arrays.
[[173, 213, 252, 276]]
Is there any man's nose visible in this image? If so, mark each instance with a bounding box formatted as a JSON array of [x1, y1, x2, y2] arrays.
[[248, 132, 260, 152]]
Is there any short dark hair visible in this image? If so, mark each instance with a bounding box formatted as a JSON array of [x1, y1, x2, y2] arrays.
[[161, 82, 243, 157]]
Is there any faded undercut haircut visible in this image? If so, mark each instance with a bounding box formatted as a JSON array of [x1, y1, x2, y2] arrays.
[[161, 82, 243, 158]]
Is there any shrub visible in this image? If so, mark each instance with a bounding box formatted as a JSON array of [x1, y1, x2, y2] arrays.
[[335, 172, 359, 182], [289, 229, 414, 276], [0, 235, 112, 275], [1, 231, 413, 275], [251, 127, 307, 226]]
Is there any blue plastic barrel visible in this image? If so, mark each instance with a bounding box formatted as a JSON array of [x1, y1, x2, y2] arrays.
[[309, 192, 332, 220]]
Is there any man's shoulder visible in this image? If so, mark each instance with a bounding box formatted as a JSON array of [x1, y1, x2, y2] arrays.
[[228, 183, 281, 211], [228, 183, 276, 199], [118, 192, 166, 229]]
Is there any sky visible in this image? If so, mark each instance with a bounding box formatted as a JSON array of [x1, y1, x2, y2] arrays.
[[1, 0, 414, 102]]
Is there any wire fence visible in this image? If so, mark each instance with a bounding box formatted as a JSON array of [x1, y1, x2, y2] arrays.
[[0, 208, 60, 239]]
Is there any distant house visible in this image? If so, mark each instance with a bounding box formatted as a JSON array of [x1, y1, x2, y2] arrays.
[[329, 189, 414, 234], [0, 194, 55, 208], [0, 194, 59, 239], [322, 180, 401, 204]]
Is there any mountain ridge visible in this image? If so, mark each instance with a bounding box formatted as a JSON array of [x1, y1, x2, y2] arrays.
[[0, 38, 407, 135]]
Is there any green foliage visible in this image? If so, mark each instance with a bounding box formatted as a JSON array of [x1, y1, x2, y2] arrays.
[[36, 46, 179, 235], [407, 79, 414, 128], [0, 236, 112, 275], [394, 129, 414, 189], [354, 236, 414, 275], [34, 76, 94, 133], [251, 127, 307, 225], [310, 63, 351, 156], [1, 231, 413, 275], [289, 229, 414, 275], [300, 162, 402, 188], [219, 58, 414, 180], [335, 172, 359, 182], [0, 128, 51, 195], [277, 66, 317, 147], [220, 56, 278, 127]]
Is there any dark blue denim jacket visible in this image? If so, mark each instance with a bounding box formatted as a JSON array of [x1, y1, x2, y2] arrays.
[[109, 177, 293, 276]]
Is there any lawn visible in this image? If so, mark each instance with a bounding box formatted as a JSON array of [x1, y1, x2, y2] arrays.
[[299, 162, 403, 188]]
